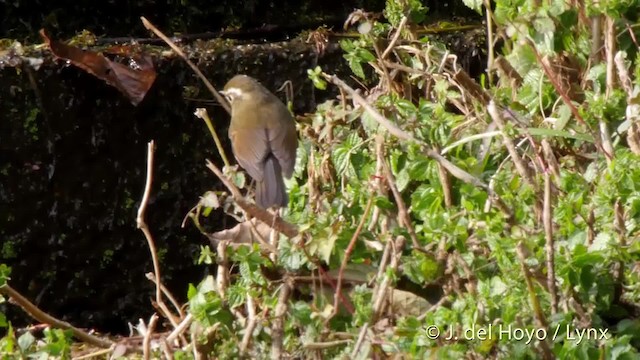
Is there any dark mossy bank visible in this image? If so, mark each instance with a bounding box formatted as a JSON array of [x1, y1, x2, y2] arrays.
[[0, 0, 484, 334]]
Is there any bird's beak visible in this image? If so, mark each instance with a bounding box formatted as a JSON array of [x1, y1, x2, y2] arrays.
[[220, 90, 232, 104]]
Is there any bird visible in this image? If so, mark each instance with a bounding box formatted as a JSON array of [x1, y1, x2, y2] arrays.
[[220, 75, 298, 209]]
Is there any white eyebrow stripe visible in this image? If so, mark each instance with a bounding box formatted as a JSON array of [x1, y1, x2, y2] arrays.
[[224, 87, 243, 98]]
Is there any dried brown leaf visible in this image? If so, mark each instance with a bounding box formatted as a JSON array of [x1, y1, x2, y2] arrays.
[[40, 29, 156, 105]]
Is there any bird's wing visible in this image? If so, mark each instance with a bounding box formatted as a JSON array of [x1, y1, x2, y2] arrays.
[[267, 107, 298, 178], [229, 126, 269, 181]]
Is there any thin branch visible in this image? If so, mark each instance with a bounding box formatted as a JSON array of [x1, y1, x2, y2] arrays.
[[0, 284, 113, 348], [488, 101, 537, 192], [526, 39, 611, 161], [601, 16, 616, 164], [271, 277, 294, 359], [304, 340, 352, 350], [216, 240, 230, 299], [452, 69, 491, 104], [140, 17, 230, 114], [324, 72, 513, 220], [206, 160, 299, 237], [483, 0, 496, 83], [381, 15, 408, 59], [330, 196, 374, 320], [494, 56, 523, 87], [605, 16, 617, 98], [136, 141, 181, 329], [351, 323, 369, 358], [322, 73, 416, 142], [543, 173, 558, 314], [143, 314, 159, 360], [372, 236, 405, 318], [515, 242, 553, 360], [146, 272, 185, 318], [194, 108, 231, 168], [166, 313, 193, 344], [326, 74, 483, 187], [240, 293, 258, 355], [73, 348, 113, 359], [381, 153, 420, 249], [161, 340, 175, 360]]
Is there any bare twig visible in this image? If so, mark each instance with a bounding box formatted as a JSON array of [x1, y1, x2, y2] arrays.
[[304, 340, 352, 350], [372, 236, 405, 319], [194, 108, 231, 168], [600, 16, 617, 164], [216, 240, 230, 298], [0, 284, 113, 348], [381, 155, 420, 249], [324, 72, 513, 220], [136, 141, 181, 329], [323, 73, 416, 141], [351, 323, 369, 358], [143, 314, 159, 360], [381, 16, 408, 59], [206, 160, 299, 237], [494, 56, 523, 87], [483, 0, 496, 82], [240, 293, 258, 354], [73, 348, 113, 359], [323, 73, 491, 189], [146, 272, 184, 318], [614, 51, 633, 94], [452, 69, 491, 105], [605, 17, 617, 98], [543, 173, 558, 314], [590, 16, 603, 63], [330, 196, 374, 320], [526, 39, 611, 161], [271, 277, 294, 359], [166, 313, 193, 344], [488, 102, 537, 191], [515, 242, 553, 360], [140, 17, 230, 114], [161, 340, 175, 360]]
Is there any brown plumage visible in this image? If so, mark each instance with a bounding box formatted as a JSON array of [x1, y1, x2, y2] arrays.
[[221, 75, 298, 208]]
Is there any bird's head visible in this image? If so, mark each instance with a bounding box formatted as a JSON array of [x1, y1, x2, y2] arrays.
[[220, 74, 262, 105]]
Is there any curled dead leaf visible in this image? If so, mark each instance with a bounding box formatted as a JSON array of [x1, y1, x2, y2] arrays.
[[40, 29, 156, 105]]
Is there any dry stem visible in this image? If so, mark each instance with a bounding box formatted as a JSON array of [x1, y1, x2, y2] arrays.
[[0, 284, 113, 348], [143, 314, 159, 360], [330, 196, 374, 320], [543, 173, 558, 314], [136, 141, 181, 329], [140, 17, 230, 114], [206, 160, 298, 237], [271, 277, 294, 359], [515, 242, 553, 360]]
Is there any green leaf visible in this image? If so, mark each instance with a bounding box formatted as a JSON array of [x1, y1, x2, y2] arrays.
[[462, 0, 483, 13], [17, 331, 35, 351], [0, 264, 10, 286], [307, 66, 327, 90], [198, 245, 214, 265]]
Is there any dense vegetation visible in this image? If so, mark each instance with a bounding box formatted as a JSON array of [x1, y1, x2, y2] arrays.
[[2, 0, 640, 358]]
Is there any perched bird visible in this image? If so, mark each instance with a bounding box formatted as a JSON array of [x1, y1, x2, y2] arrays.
[[220, 75, 298, 209]]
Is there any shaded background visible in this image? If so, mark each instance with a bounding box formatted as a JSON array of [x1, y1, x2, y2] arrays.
[[0, 0, 479, 333]]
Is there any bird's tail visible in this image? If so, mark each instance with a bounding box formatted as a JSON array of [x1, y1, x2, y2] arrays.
[[256, 156, 288, 209]]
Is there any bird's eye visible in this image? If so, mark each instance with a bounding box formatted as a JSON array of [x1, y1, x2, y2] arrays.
[[221, 87, 243, 103], [221, 92, 233, 103]]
